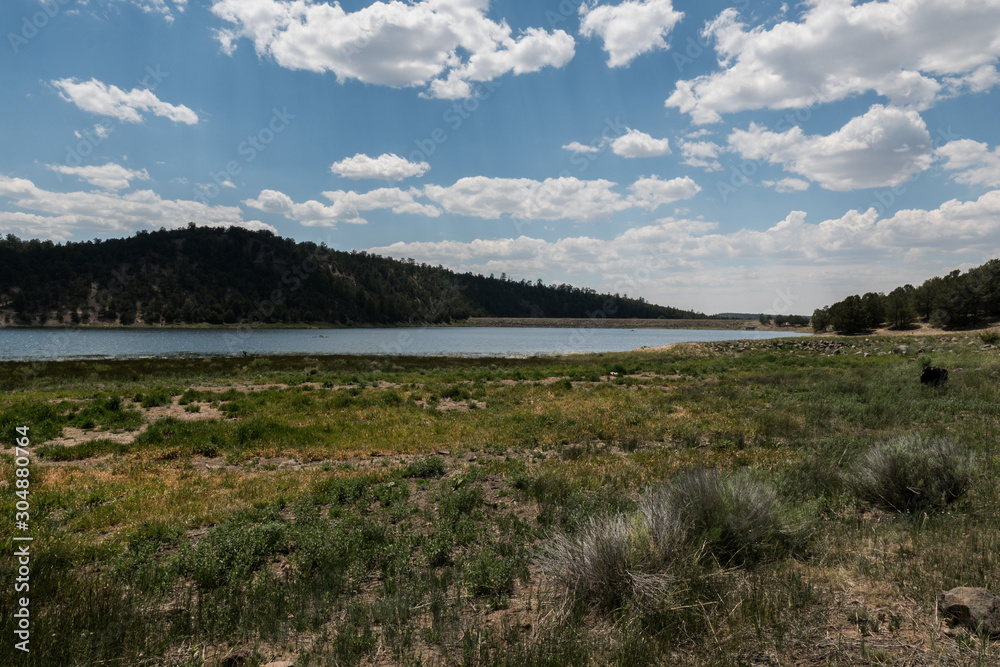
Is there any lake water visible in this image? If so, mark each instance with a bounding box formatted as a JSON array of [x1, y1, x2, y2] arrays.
[[0, 327, 810, 362]]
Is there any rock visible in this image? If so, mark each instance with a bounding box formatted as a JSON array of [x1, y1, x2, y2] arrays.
[[920, 366, 948, 386], [263, 662, 295, 667], [938, 587, 1000, 637], [895, 345, 909, 354]]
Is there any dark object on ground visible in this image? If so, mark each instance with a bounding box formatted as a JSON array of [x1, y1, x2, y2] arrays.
[[938, 587, 1000, 637], [921, 366, 948, 386]]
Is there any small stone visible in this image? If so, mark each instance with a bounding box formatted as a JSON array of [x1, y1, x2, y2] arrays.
[[938, 587, 1000, 637]]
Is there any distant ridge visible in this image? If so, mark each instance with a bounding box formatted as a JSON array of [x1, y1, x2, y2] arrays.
[[0, 226, 705, 327]]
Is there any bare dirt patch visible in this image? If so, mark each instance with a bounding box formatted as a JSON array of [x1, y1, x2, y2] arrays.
[[41, 397, 226, 449]]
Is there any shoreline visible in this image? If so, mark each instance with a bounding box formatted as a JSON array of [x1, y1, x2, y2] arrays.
[[0, 317, 805, 332]]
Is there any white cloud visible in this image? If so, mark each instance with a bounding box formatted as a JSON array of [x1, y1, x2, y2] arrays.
[[611, 128, 671, 158], [108, 0, 188, 23], [562, 141, 601, 154], [369, 189, 1000, 313], [763, 177, 810, 193], [579, 0, 684, 67], [46, 163, 150, 191], [424, 176, 633, 222], [0, 175, 271, 241], [666, 0, 1000, 124], [679, 140, 722, 171], [210, 0, 575, 100], [627, 176, 701, 210], [330, 153, 430, 181], [51, 77, 198, 124], [937, 139, 1000, 188], [727, 105, 933, 191], [248, 173, 703, 226], [243, 187, 440, 226]]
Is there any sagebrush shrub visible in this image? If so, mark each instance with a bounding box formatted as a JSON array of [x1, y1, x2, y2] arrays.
[[848, 435, 976, 512], [665, 468, 810, 566]]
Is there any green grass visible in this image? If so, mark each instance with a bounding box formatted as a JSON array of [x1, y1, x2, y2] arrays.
[[1, 335, 999, 665]]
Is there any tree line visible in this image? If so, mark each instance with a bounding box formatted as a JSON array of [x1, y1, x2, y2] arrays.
[[812, 259, 1000, 334], [0, 225, 704, 327]]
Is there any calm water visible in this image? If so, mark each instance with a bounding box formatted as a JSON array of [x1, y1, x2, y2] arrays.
[[0, 327, 810, 362]]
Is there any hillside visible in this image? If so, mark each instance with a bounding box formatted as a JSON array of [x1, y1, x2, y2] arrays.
[[0, 226, 703, 327], [813, 258, 1000, 334]]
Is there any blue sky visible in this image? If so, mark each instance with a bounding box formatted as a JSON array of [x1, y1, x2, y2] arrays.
[[3, 0, 1000, 315]]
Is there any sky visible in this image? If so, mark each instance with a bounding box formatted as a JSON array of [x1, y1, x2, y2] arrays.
[[3, 0, 1000, 316]]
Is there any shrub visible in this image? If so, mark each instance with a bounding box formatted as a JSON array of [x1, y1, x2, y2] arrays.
[[464, 541, 528, 599], [539, 513, 659, 611], [666, 468, 810, 566], [539, 469, 810, 611], [848, 435, 976, 512], [139, 387, 172, 409], [403, 455, 446, 479], [183, 521, 288, 589], [979, 330, 1000, 345]]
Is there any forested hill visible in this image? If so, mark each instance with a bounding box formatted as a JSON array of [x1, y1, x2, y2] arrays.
[[0, 226, 703, 327], [812, 258, 1000, 334]]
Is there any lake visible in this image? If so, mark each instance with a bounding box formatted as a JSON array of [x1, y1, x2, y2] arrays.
[[0, 327, 811, 362]]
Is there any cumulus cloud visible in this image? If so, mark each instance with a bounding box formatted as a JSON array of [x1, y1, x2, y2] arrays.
[[579, 0, 684, 67], [330, 153, 430, 181], [627, 176, 701, 210], [51, 77, 198, 124], [369, 189, 1000, 313], [666, 0, 1000, 123], [423, 176, 633, 222], [562, 141, 601, 154], [46, 163, 150, 191], [210, 0, 575, 99], [679, 140, 722, 171], [108, 0, 188, 23], [611, 128, 671, 158], [243, 187, 440, 226], [763, 177, 810, 193], [937, 140, 1000, 188], [727, 105, 933, 191], [247, 173, 703, 226], [0, 175, 271, 241]]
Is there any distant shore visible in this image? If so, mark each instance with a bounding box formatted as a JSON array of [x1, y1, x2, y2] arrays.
[[0, 317, 805, 332]]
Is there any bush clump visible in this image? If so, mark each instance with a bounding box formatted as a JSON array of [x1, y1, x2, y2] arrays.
[[183, 521, 288, 589], [666, 468, 811, 567], [539, 468, 809, 611], [979, 330, 1000, 345], [848, 435, 976, 512], [402, 455, 447, 479]]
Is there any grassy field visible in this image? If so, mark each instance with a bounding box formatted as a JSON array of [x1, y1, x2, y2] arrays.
[[1, 334, 998, 665]]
